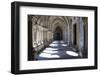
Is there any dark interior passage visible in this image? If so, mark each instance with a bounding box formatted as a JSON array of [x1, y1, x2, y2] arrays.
[[54, 26, 62, 40], [73, 24, 77, 45]]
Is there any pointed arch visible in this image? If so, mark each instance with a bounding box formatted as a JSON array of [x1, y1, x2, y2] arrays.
[[54, 26, 63, 40]]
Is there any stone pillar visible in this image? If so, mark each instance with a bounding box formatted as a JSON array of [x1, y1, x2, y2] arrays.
[[43, 29, 45, 45], [79, 17, 84, 57], [70, 21, 73, 45], [67, 23, 70, 45], [36, 26, 39, 45], [41, 29, 43, 44]]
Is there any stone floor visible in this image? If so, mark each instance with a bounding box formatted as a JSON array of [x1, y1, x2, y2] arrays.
[[35, 40, 81, 60]]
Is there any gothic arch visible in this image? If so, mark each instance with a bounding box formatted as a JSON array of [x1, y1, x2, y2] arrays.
[[54, 26, 63, 40], [50, 17, 70, 43]]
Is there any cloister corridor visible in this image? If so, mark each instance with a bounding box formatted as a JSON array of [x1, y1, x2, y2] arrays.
[[28, 15, 88, 61]]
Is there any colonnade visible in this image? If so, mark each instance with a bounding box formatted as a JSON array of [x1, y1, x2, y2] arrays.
[[32, 23, 53, 52]]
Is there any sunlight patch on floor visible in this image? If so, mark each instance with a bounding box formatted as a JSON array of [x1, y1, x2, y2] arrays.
[[39, 53, 60, 58], [45, 47, 58, 51], [52, 41, 59, 44], [49, 43, 59, 47], [60, 44, 67, 46], [60, 41, 64, 43], [66, 51, 78, 56], [43, 50, 58, 54]]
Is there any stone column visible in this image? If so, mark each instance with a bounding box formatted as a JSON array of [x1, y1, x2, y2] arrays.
[[36, 26, 39, 45], [41, 29, 43, 44], [79, 17, 84, 57], [67, 23, 70, 46], [43, 29, 45, 45]]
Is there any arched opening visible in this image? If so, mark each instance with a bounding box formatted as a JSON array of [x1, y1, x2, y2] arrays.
[[54, 26, 63, 40], [73, 24, 77, 45]]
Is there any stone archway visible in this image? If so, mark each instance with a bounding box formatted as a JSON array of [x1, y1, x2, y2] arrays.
[[54, 26, 63, 40]]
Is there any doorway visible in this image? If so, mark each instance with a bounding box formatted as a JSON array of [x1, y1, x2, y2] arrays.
[[54, 26, 62, 40], [73, 24, 77, 45]]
